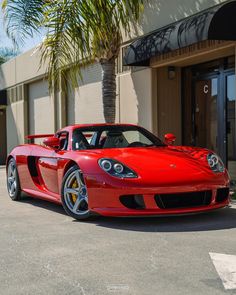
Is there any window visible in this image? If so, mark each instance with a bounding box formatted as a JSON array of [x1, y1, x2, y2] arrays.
[[57, 132, 69, 150], [117, 45, 131, 73], [72, 125, 164, 150], [98, 130, 154, 148], [123, 130, 153, 146], [72, 130, 96, 150]]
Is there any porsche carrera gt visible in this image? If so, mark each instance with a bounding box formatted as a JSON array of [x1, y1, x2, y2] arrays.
[[6, 124, 230, 220]]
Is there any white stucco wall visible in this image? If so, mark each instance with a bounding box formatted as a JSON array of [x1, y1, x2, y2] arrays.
[[119, 68, 153, 132], [28, 79, 55, 137], [67, 82, 104, 125], [7, 101, 26, 152], [0, 48, 47, 90], [66, 63, 121, 125], [67, 64, 104, 125]]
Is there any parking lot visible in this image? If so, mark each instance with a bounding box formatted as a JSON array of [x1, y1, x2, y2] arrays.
[[0, 166, 236, 295]]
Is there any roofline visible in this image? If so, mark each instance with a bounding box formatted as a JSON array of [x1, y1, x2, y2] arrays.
[[58, 123, 139, 132]]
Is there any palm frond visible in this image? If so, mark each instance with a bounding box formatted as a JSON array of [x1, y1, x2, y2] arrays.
[[2, 0, 44, 46], [42, 0, 143, 89], [3, 0, 144, 89], [0, 46, 20, 64]]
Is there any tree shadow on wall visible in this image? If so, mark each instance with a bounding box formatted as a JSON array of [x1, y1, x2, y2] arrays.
[[140, 0, 222, 35]]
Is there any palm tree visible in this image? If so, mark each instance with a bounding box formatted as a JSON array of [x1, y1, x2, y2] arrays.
[[0, 56, 5, 65], [0, 47, 19, 65], [2, 0, 144, 123]]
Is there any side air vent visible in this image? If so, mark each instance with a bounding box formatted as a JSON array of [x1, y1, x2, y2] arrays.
[[27, 156, 38, 177]]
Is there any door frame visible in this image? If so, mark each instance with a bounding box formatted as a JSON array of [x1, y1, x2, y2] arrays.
[[186, 62, 235, 166]]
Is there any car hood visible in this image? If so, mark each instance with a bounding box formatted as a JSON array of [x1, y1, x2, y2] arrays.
[[89, 147, 208, 170], [74, 146, 228, 186]]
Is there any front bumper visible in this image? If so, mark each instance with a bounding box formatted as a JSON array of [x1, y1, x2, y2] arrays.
[[85, 174, 230, 217]]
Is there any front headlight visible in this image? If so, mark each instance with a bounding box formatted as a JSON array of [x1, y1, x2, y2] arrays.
[[98, 158, 137, 178], [207, 153, 225, 173]]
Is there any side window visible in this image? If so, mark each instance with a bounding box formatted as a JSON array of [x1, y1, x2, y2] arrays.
[[72, 130, 94, 150], [57, 132, 68, 150]]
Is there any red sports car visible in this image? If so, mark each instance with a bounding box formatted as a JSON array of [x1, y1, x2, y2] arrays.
[[6, 123, 230, 220]]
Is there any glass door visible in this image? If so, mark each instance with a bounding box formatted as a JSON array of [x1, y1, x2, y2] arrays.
[[194, 77, 219, 153], [226, 74, 236, 181]]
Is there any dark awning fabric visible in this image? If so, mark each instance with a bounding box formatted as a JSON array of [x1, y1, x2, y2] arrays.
[[124, 1, 236, 66], [0, 90, 7, 105]]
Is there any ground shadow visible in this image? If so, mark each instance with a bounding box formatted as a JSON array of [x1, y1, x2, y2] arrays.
[[89, 206, 236, 233], [20, 194, 67, 216], [20, 194, 236, 233]]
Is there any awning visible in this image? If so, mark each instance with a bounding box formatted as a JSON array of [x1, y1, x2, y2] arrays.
[[0, 90, 7, 105], [124, 1, 236, 66]]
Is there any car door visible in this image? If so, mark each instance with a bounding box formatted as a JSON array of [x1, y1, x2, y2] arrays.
[[36, 132, 69, 196]]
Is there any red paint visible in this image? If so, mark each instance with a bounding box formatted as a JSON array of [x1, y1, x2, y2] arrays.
[[7, 124, 230, 217], [164, 133, 176, 145], [43, 136, 60, 149], [26, 134, 54, 140]]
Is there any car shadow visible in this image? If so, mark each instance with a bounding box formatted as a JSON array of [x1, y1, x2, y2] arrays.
[[20, 195, 67, 216], [20, 195, 236, 232], [87, 206, 236, 233]]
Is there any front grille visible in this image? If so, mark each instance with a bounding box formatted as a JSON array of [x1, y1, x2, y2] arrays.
[[216, 188, 229, 203], [154, 191, 212, 209]]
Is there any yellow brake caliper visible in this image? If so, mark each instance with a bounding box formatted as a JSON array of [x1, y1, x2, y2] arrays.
[[71, 180, 78, 203]]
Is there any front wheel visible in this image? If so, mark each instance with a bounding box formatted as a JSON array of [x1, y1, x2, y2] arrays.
[[61, 166, 92, 220]]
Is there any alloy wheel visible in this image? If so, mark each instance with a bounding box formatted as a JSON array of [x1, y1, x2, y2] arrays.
[[63, 169, 89, 216], [7, 161, 17, 198]]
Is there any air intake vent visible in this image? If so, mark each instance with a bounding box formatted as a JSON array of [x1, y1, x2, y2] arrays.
[[155, 191, 212, 209], [216, 188, 229, 203], [120, 195, 145, 210]]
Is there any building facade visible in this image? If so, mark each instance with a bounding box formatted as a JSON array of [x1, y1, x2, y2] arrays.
[[0, 0, 235, 180]]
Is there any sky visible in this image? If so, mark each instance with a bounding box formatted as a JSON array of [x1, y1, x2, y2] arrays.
[[0, 7, 44, 54]]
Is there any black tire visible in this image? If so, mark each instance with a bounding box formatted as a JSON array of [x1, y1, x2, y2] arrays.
[[6, 158, 21, 201], [61, 165, 93, 220]]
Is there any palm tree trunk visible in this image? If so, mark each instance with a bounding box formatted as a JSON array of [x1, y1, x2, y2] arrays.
[[101, 58, 116, 123]]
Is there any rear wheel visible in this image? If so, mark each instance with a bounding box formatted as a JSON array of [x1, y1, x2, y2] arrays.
[[7, 158, 21, 201], [61, 166, 92, 220]]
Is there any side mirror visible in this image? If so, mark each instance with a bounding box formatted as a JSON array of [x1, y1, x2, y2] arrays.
[[43, 136, 60, 149], [164, 133, 176, 146]]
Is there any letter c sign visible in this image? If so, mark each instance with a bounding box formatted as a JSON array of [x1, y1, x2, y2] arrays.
[[204, 84, 209, 94]]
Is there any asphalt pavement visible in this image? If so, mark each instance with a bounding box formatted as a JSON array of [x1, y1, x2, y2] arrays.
[[0, 166, 236, 295]]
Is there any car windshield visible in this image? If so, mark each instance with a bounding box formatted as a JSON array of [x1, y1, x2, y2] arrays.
[[72, 125, 165, 150]]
